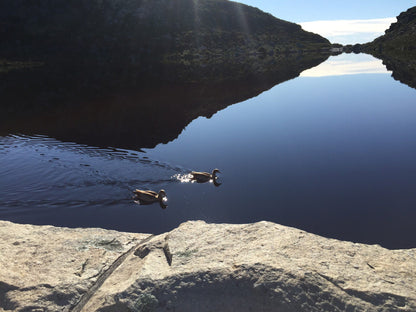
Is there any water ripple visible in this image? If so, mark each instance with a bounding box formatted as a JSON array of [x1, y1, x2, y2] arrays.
[[0, 134, 189, 214]]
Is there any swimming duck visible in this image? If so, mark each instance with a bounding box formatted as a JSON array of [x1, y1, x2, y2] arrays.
[[190, 169, 221, 186], [133, 189, 167, 208]]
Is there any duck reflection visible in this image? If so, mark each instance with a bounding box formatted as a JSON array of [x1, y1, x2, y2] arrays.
[[133, 189, 168, 209]]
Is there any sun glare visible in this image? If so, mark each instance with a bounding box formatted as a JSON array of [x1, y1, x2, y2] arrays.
[[235, 3, 251, 35], [173, 173, 193, 183]]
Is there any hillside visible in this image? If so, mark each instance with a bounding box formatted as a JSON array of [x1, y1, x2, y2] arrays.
[[363, 6, 416, 89], [0, 0, 331, 81], [364, 6, 416, 56]]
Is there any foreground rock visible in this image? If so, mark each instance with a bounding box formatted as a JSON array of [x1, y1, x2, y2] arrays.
[[0, 221, 149, 311], [1, 220, 415, 311]]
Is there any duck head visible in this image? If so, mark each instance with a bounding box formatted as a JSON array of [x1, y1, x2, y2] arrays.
[[212, 169, 221, 187], [212, 169, 221, 178], [158, 189, 167, 200], [158, 190, 168, 208]]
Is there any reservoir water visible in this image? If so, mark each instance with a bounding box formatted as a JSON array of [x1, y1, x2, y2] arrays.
[[1, 53, 416, 249]]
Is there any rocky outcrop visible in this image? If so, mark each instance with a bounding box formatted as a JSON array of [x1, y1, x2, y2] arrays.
[[0, 221, 150, 311], [364, 6, 416, 55], [1, 220, 415, 311], [362, 6, 416, 89]]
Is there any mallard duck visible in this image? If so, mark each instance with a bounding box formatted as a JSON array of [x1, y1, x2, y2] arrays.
[[133, 189, 167, 208], [190, 169, 221, 186]]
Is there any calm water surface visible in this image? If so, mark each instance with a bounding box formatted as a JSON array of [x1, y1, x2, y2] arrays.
[[1, 54, 416, 248]]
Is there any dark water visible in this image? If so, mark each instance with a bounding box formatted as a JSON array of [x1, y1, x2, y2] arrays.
[[1, 53, 416, 249]]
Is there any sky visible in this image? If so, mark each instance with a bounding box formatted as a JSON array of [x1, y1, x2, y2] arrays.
[[235, 1, 415, 44]]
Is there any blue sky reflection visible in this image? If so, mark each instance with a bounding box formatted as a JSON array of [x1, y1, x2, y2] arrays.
[[300, 54, 391, 77]]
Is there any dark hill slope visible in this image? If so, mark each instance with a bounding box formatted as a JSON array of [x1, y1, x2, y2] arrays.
[[0, 0, 330, 81], [363, 6, 416, 89], [364, 6, 416, 56]]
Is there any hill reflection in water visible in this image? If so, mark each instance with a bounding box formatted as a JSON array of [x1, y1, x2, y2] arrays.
[[378, 55, 416, 90], [0, 53, 328, 149]]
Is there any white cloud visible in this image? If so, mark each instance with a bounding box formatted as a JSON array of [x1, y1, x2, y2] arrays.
[[300, 18, 396, 44], [300, 54, 391, 77]]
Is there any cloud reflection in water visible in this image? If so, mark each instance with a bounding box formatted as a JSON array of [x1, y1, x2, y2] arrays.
[[300, 54, 392, 77]]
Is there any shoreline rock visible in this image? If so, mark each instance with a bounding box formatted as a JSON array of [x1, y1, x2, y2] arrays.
[[0, 221, 150, 311], [1, 220, 415, 311]]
